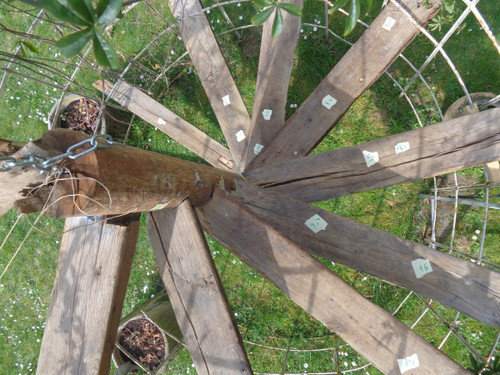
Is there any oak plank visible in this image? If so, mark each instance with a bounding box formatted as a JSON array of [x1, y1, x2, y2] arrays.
[[37, 215, 140, 375], [247, 108, 500, 202], [93, 79, 235, 171], [168, 0, 251, 169], [241, 0, 303, 169], [147, 201, 252, 375], [246, 0, 440, 169], [199, 188, 469, 375], [235, 181, 500, 327]]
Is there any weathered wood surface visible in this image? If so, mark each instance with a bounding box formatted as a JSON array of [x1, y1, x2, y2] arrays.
[[241, 0, 303, 169], [147, 201, 252, 375], [246, 0, 440, 170], [93, 79, 235, 172], [199, 189, 469, 375], [235, 181, 500, 326], [247, 108, 500, 202], [34, 129, 238, 217], [169, 0, 251, 170], [37, 215, 140, 375], [0, 141, 59, 217], [485, 161, 500, 182], [0, 138, 25, 155]]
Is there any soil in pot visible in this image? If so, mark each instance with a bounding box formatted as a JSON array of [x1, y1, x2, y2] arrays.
[[59, 98, 100, 135], [118, 317, 166, 371]]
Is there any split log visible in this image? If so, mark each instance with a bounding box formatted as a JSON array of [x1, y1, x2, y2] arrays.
[[247, 108, 500, 202], [199, 188, 470, 375], [241, 0, 303, 169], [235, 181, 500, 327], [246, 0, 440, 169], [168, 0, 251, 169], [0, 141, 60, 217], [147, 201, 252, 374], [93, 79, 236, 172], [0, 138, 25, 155], [37, 215, 140, 375], [17, 129, 238, 217]]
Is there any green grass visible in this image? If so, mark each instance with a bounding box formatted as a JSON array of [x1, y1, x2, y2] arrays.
[[1, 0, 500, 374]]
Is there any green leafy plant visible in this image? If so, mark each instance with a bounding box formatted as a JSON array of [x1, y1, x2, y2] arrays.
[[428, 0, 458, 32], [251, 0, 302, 38], [328, 0, 373, 36], [14, 0, 123, 68], [466, 354, 500, 375], [16, 40, 39, 57], [483, 356, 500, 375], [467, 354, 485, 375]]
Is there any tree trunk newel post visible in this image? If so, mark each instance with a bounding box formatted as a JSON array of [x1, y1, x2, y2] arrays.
[[10, 128, 239, 217]]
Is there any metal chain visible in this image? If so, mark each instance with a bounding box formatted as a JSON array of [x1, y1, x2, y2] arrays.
[[0, 134, 125, 173]]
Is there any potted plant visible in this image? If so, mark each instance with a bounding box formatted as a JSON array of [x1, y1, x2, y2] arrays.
[[113, 291, 184, 374]]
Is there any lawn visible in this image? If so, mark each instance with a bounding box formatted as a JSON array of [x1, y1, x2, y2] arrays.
[[0, 0, 499, 374]]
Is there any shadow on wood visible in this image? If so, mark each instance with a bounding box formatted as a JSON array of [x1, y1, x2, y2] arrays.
[[199, 188, 469, 375], [147, 201, 252, 375], [37, 215, 140, 375]]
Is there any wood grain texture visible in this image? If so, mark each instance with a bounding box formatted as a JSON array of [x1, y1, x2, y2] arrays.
[[235, 181, 500, 327], [168, 0, 251, 170], [247, 108, 500, 202], [199, 189, 470, 375], [37, 215, 140, 375], [241, 0, 303, 169], [147, 201, 252, 375], [0, 141, 59, 217], [93, 80, 235, 171], [39, 129, 238, 217], [246, 0, 440, 170]]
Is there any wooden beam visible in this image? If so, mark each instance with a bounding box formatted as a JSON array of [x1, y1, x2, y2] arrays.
[[247, 108, 500, 202], [168, 0, 251, 170], [235, 181, 500, 327], [241, 0, 303, 169], [0, 141, 59, 217], [147, 201, 252, 375], [37, 215, 140, 375], [246, 0, 440, 170], [93, 79, 235, 172], [199, 188, 469, 374], [25, 129, 238, 217], [0, 138, 25, 155]]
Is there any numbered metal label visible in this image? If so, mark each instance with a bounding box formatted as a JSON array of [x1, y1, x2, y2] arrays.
[[362, 150, 379, 167], [322, 95, 337, 110], [222, 95, 231, 106], [254, 143, 264, 155], [262, 109, 273, 120], [235, 130, 246, 142], [305, 214, 328, 233], [395, 141, 410, 154], [383, 16, 396, 31], [411, 259, 433, 279], [397, 354, 419, 374]]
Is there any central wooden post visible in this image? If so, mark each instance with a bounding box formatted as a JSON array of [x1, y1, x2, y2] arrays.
[[14, 129, 239, 217]]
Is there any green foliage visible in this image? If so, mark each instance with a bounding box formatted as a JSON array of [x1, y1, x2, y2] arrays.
[[466, 354, 500, 375], [467, 354, 485, 374], [328, 0, 373, 36], [16, 40, 39, 57], [35, 0, 123, 68], [428, 0, 458, 32], [250, 0, 302, 38]]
